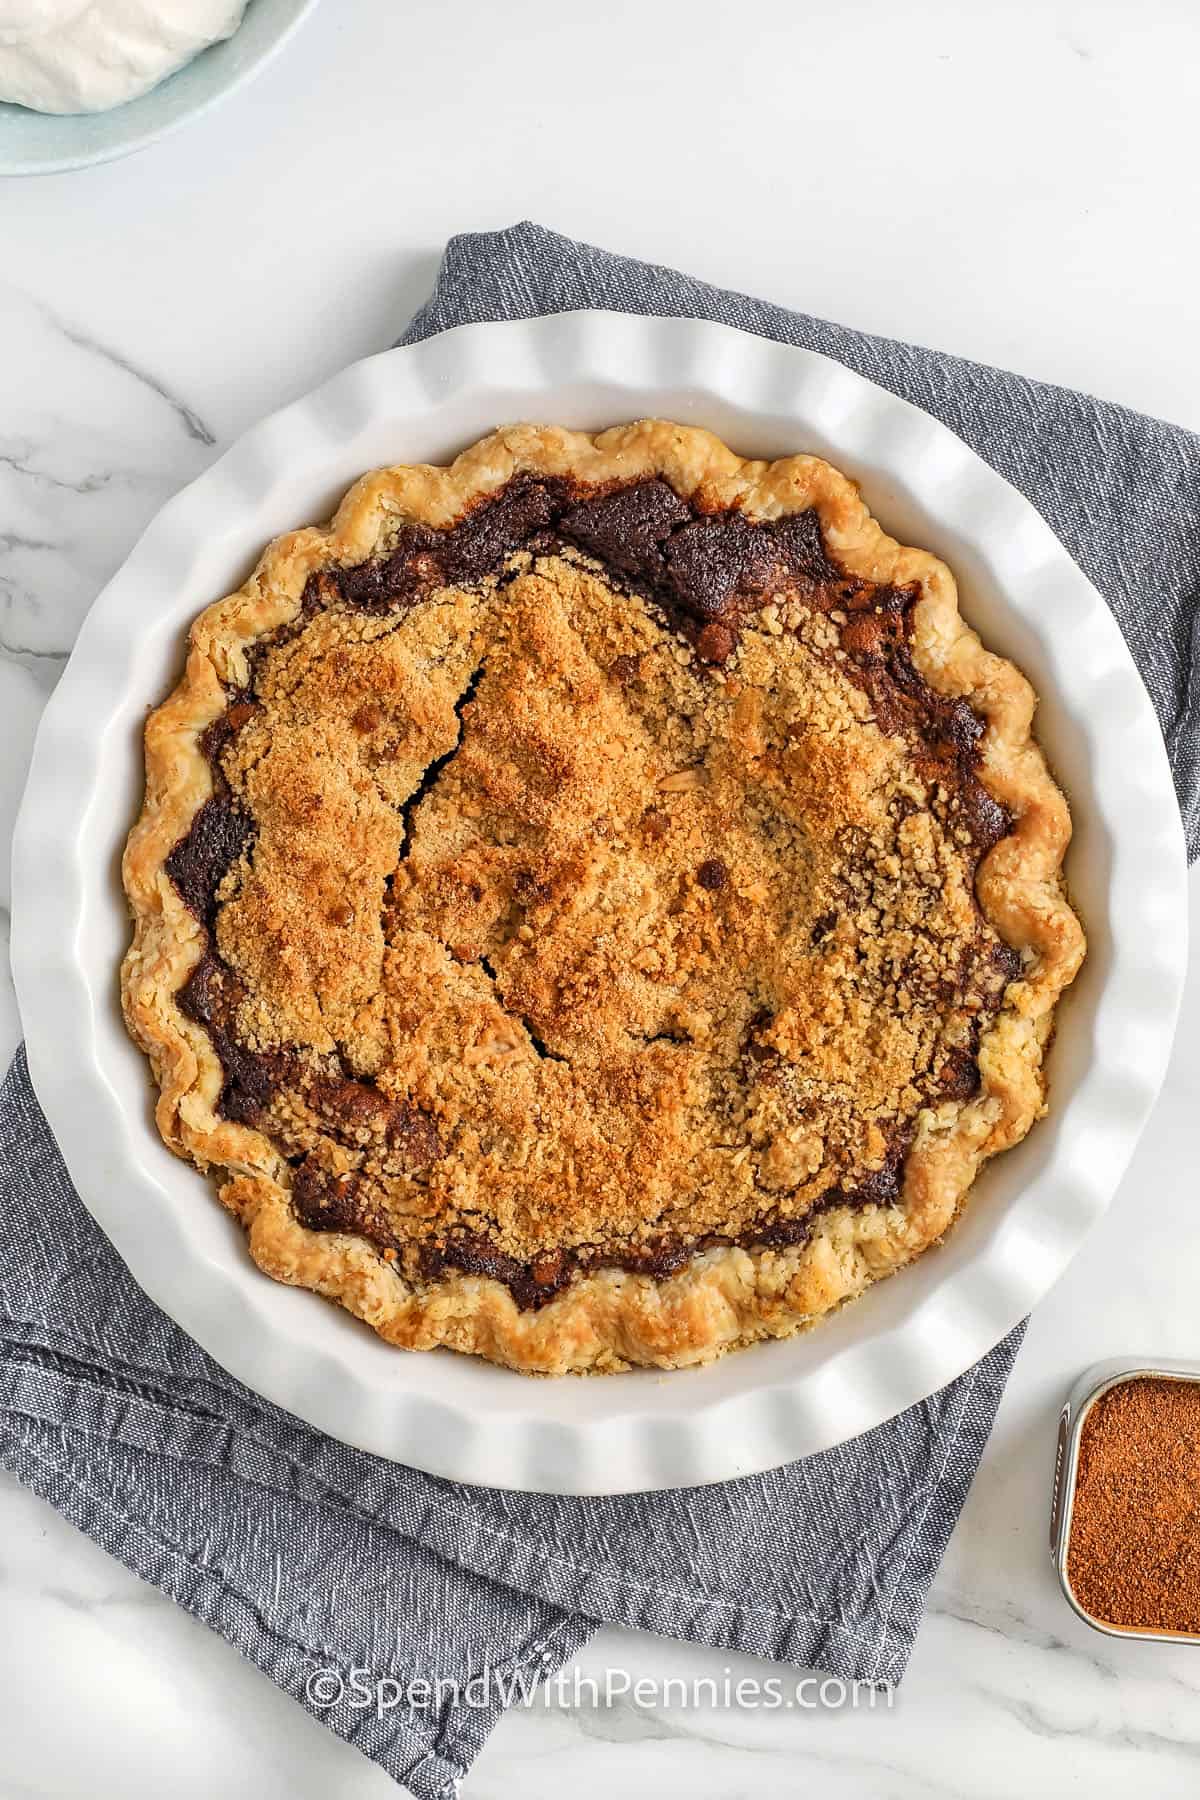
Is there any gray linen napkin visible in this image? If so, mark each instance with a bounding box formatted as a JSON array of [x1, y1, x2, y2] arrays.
[[3, 224, 1197, 1798]]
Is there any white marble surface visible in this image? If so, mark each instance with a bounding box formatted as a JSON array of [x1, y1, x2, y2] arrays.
[[3, 0, 1200, 1792]]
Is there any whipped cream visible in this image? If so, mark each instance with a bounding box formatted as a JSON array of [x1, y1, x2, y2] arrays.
[[0, 0, 247, 114]]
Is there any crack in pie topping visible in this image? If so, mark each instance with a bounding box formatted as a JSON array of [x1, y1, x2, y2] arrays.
[[122, 423, 1085, 1373]]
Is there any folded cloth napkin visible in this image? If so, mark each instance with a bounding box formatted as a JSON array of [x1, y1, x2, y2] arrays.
[[3, 223, 1198, 1799]]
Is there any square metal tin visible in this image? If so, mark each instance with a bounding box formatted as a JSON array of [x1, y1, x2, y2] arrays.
[[1052, 1358, 1200, 1644]]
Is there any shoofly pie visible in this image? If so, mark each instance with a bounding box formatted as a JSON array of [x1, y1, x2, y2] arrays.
[[122, 423, 1084, 1372]]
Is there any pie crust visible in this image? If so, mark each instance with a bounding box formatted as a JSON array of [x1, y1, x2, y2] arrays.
[[121, 422, 1085, 1374]]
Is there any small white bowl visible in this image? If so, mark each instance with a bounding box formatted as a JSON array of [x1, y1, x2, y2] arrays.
[[0, 0, 320, 176]]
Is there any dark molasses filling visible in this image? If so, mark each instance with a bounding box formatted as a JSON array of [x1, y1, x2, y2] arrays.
[[279, 1137, 918, 1310], [166, 473, 1019, 1309]]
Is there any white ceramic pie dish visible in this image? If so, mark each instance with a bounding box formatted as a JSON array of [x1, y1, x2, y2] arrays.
[[10, 312, 1188, 1493]]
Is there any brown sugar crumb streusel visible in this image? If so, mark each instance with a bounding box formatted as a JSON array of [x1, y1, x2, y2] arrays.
[[164, 473, 1021, 1309]]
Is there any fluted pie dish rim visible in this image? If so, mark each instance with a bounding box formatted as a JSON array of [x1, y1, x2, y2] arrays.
[[11, 313, 1186, 1489]]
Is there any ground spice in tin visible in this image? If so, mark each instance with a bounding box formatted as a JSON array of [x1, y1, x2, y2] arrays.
[[1066, 1376, 1200, 1634]]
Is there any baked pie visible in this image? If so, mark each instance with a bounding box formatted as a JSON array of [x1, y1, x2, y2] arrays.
[[122, 423, 1085, 1374]]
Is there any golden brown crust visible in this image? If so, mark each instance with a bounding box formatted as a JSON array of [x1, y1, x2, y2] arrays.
[[121, 422, 1085, 1374]]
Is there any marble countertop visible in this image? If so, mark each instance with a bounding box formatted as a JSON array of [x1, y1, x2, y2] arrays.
[[3, 2, 1199, 1792]]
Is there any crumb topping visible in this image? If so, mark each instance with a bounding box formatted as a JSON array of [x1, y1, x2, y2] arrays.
[[169, 477, 1020, 1307]]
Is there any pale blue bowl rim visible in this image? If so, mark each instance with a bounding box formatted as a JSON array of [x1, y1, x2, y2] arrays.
[[0, 0, 320, 177]]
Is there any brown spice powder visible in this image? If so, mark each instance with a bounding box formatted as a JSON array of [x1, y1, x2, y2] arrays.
[[1066, 1376, 1200, 1634]]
